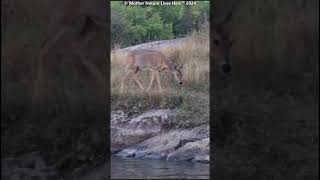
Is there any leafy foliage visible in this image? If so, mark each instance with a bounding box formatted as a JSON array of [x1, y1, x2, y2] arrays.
[[111, 1, 209, 47]]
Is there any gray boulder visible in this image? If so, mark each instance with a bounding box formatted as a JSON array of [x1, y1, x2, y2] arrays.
[[166, 138, 209, 163], [111, 109, 176, 152], [116, 126, 209, 163]]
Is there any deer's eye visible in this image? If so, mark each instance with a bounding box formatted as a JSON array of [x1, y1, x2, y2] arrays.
[[214, 39, 220, 46]]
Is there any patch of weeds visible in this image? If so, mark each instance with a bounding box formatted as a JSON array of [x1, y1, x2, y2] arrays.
[[175, 92, 209, 128], [160, 93, 184, 109], [111, 94, 164, 116], [181, 97, 193, 112], [176, 111, 193, 128], [185, 81, 209, 92]]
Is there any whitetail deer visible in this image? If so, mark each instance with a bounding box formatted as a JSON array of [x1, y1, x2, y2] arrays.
[[213, 6, 235, 75], [35, 0, 107, 88], [40, 0, 107, 57], [33, 0, 107, 106], [120, 49, 183, 93]]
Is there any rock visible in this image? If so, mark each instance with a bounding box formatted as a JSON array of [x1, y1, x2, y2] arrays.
[[116, 126, 209, 162], [111, 127, 152, 153], [166, 138, 209, 163], [139, 152, 163, 160], [111, 109, 175, 129], [116, 149, 137, 157], [111, 109, 176, 152], [111, 109, 210, 163], [193, 155, 210, 163]]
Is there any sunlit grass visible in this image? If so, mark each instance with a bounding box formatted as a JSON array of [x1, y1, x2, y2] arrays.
[[111, 28, 210, 96]]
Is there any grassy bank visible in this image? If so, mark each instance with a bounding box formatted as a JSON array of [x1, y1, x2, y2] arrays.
[[111, 29, 210, 128]]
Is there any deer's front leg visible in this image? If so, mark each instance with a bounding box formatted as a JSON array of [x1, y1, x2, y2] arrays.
[[155, 71, 163, 92], [147, 70, 155, 91], [120, 71, 131, 93], [133, 74, 145, 91]]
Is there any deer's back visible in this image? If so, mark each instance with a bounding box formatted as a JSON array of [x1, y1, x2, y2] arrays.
[[127, 49, 167, 70], [46, 0, 106, 37]]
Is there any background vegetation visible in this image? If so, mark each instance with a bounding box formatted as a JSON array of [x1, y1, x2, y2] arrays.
[[111, 1, 209, 47]]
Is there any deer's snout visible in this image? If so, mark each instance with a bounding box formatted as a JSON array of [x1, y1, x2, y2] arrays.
[[179, 81, 183, 85]]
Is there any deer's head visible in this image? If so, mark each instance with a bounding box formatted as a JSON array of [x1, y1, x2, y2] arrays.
[[172, 64, 184, 85], [213, 11, 234, 75]]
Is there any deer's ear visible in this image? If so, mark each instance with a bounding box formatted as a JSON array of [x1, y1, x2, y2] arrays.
[[179, 64, 183, 69]]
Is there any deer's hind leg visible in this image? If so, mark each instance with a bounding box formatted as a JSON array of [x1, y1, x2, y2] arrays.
[[134, 78, 145, 91], [132, 67, 145, 91], [147, 70, 155, 91], [120, 70, 131, 93], [154, 71, 163, 92]]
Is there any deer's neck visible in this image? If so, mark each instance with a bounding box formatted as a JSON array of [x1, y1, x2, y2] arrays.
[[162, 57, 175, 72]]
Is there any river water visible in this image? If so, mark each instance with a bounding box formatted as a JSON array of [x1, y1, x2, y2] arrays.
[[111, 156, 209, 179]]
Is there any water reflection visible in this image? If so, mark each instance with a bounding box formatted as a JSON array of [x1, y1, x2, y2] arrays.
[[111, 156, 209, 179]]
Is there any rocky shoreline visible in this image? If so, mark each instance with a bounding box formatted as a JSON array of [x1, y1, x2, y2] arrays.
[[111, 109, 210, 163], [1, 109, 208, 180]]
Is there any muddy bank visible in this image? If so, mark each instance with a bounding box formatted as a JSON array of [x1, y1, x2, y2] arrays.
[[111, 109, 210, 163]]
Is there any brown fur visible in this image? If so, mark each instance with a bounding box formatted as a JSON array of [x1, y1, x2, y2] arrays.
[[120, 49, 183, 93], [33, 0, 107, 113]]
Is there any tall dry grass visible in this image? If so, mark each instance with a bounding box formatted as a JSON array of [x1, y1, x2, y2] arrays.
[[111, 28, 210, 95]]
